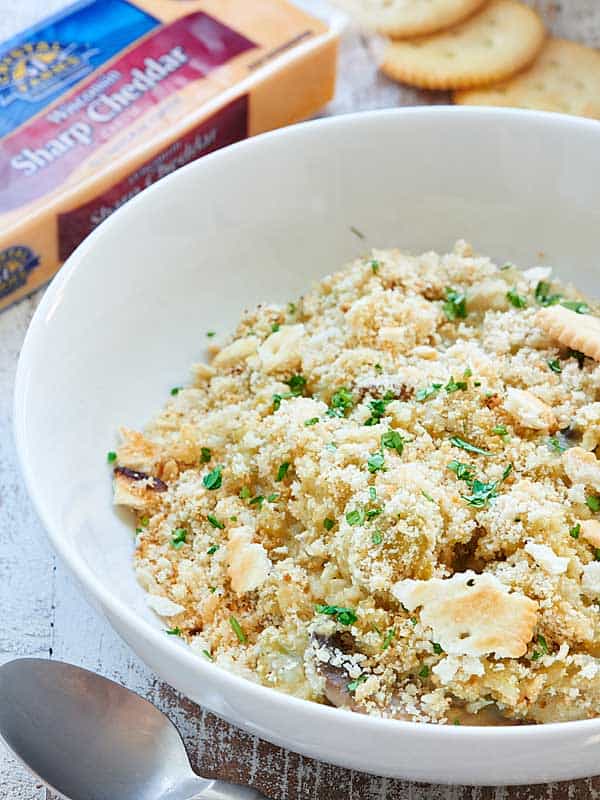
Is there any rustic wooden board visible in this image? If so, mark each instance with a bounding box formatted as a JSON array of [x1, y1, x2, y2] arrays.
[[1, 1, 600, 797]]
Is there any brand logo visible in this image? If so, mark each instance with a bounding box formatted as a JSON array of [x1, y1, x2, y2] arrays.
[[0, 246, 40, 300], [0, 40, 98, 107]]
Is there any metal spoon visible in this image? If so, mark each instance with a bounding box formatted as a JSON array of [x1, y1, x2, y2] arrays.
[[0, 658, 268, 800]]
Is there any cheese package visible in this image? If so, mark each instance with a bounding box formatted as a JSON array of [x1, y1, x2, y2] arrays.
[[0, 0, 340, 310]]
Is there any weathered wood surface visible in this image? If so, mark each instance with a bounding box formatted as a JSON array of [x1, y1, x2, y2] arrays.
[[1, 1, 600, 797]]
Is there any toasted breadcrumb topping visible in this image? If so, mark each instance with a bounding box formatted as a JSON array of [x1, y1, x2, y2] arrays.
[[113, 241, 600, 724]]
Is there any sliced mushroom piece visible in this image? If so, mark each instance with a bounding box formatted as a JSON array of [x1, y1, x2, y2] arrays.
[[113, 466, 168, 510], [114, 466, 167, 492], [310, 632, 364, 711]]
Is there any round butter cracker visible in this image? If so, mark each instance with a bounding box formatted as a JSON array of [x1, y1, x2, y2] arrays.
[[537, 305, 600, 362], [333, 0, 488, 38], [454, 38, 600, 120], [381, 0, 546, 90]]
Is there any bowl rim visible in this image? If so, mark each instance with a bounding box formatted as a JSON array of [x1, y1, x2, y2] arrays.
[[14, 105, 600, 741]]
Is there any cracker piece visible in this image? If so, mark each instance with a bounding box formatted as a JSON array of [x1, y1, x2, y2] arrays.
[[393, 571, 538, 658], [334, 0, 488, 38], [454, 38, 600, 120], [381, 0, 545, 90], [537, 305, 600, 362]]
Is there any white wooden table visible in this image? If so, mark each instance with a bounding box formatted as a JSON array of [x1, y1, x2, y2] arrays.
[[1, 2, 600, 798]]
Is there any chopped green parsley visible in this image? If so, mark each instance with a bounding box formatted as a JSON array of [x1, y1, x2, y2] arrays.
[[171, 528, 187, 549], [166, 627, 182, 636], [415, 383, 442, 402], [372, 530, 383, 545], [570, 523, 580, 539], [347, 675, 368, 692], [229, 615, 247, 644], [346, 508, 365, 526], [449, 436, 492, 456], [547, 359, 562, 374], [207, 515, 224, 530], [326, 386, 354, 418], [200, 447, 212, 464], [367, 451, 385, 474], [207, 544, 219, 555], [587, 495, 600, 513], [381, 429, 405, 455], [304, 417, 319, 426], [315, 605, 357, 625], [276, 462, 290, 482], [364, 392, 395, 426], [506, 288, 527, 309], [170, 386, 182, 396], [323, 517, 335, 531], [107, 451, 117, 463], [442, 287, 467, 321], [203, 466, 222, 490]]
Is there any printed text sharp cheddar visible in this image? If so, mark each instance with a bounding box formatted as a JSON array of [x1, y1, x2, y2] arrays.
[[0, 0, 339, 310]]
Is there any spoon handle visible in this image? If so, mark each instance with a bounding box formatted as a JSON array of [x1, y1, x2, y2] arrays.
[[189, 778, 269, 800]]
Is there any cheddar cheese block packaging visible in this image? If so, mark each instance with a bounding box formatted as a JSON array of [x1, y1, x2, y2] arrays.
[[0, 0, 339, 310]]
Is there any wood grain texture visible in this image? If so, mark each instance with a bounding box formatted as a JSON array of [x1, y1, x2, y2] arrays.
[[1, 1, 599, 797]]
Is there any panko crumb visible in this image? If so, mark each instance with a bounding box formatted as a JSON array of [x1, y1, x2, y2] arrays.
[[112, 241, 600, 725]]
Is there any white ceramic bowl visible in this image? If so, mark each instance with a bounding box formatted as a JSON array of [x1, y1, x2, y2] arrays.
[[15, 108, 600, 786]]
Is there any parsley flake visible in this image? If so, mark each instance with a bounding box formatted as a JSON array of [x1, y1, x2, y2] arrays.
[[587, 495, 600, 513], [535, 281, 561, 307], [346, 508, 365, 526], [166, 627, 182, 636], [548, 437, 567, 454], [171, 528, 187, 549], [170, 386, 182, 396], [570, 523, 580, 539], [537, 634, 549, 655], [381, 429, 404, 455], [326, 386, 354, 418], [415, 383, 442, 402], [418, 665, 430, 678], [506, 288, 527, 309], [202, 649, 214, 662], [271, 322, 280, 333], [239, 486, 251, 500], [367, 451, 385, 474], [370, 259, 381, 274], [382, 628, 395, 650], [200, 447, 212, 464], [547, 359, 562, 374], [364, 392, 395, 426], [323, 518, 335, 531], [447, 460, 476, 485], [347, 675, 368, 692], [561, 300, 589, 314], [421, 490, 435, 503], [207, 544, 219, 555], [445, 376, 468, 394], [249, 495, 265, 508], [315, 605, 357, 625], [372, 530, 383, 545], [229, 615, 247, 643], [203, 466, 222, 490], [304, 417, 319, 426], [432, 642, 443, 655], [492, 425, 508, 437], [267, 493, 279, 503], [442, 287, 467, 321], [449, 436, 492, 456], [207, 515, 224, 530], [107, 451, 117, 463], [276, 462, 290, 482]]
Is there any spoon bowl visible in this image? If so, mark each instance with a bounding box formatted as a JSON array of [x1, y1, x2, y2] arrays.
[[0, 659, 265, 800]]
